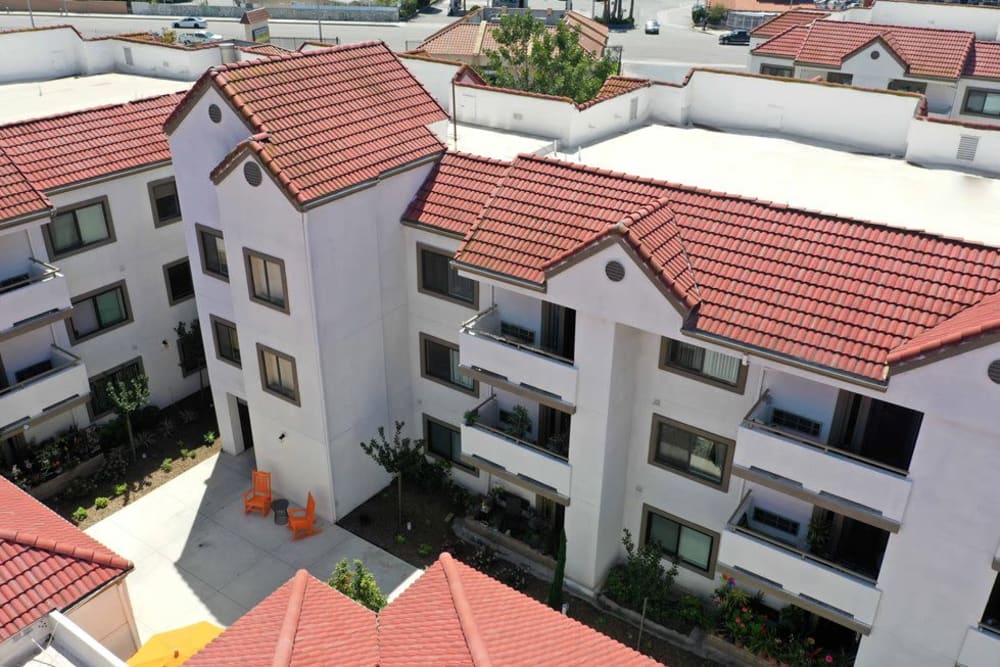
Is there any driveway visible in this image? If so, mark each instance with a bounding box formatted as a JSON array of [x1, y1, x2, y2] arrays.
[[86, 452, 419, 642]]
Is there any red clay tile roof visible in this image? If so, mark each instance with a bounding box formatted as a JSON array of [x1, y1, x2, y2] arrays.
[[409, 153, 1000, 381], [589, 76, 651, 105], [0, 476, 132, 641], [0, 93, 183, 192], [403, 152, 510, 237], [965, 41, 1000, 79], [170, 42, 447, 206], [188, 555, 657, 666], [238, 43, 290, 57], [754, 20, 976, 79], [750, 9, 830, 39], [0, 147, 50, 224], [186, 570, 377, 667], [239, 7, 270, 23], [887, 291, 1000, 364]]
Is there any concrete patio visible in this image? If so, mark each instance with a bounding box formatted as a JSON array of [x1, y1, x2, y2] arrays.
[[85, 452, 418, 642]]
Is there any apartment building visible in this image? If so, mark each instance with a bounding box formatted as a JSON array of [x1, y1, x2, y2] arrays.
[[749, 18, 1000, 123], [167, 43, 1000, 666]]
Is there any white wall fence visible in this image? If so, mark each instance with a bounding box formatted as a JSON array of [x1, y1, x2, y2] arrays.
[[131, 2, 399, 21]]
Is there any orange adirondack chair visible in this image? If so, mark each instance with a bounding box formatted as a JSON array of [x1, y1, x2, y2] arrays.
[[287, 492, 320, 540], [243, 470, 272, 516]]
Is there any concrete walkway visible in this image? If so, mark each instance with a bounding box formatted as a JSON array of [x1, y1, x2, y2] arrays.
[[86, 452, 418, 642]]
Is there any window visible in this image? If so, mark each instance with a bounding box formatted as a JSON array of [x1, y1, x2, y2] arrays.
[[163, 259, 194, 305], [244, 249, 288, 312], [649, 416, 732, 489], [770, 408, 822, 438], [644, 507, 718, 576], [660, 338, 745, 390], [197, 224, 228, 280], [888, 79, 927, 94], [68, 282, 131, 342], [418, 246, 477, 307], [983, 573, 1000, 634], [760, 64, 793, 78], [826, 72, 853, 85], [963, 88, 1000, 118], [178, 329, 205, 377], [421, 334, 476, 395], [89, 357, 143, 418], [424, 415, 476, 473], [149, 178, 181, 227], [46, 199, 113, 258], [258, 344, 299, 405], [752, 507, 800, 536], [211, 315, 241, 367]]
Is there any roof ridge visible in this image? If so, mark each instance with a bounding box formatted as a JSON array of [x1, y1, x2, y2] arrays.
[[0, 92, 185, 132], [0, 527, 131, 571], [439, 553, 493, 667], [213, 39, 389, 75], [271, 569, 310, 667], [445, 150, 513, 167]]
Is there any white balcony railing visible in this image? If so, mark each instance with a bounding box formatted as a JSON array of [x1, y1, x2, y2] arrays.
[[461, 396, 572, 498], [0, 346, 89, 429], [957, 625, 1000, 667], [460, 306, 578, 407], [735, 393, 912, 524], [0, 259, 71, 332]]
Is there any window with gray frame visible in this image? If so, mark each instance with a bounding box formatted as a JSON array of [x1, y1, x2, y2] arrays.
[[245, 250, 287, 311], [258, 345, 298, 404], [149, 179, 181, 226], [651, 416, 730, 487], [644, 510, 715, 575], [198, 226, 228, 279], [424, 416, 467, 466], [212, 316, 241, 367], [48, 201, 112, 257], [421, 334, 475, 393], [888, 79, 927, 94], [826, 72, 853, 85], [661, 338, 744, 389], [760, 64, 793, 77], [419, 247, 476, 306], [69, 283, 130, 342], [89, 358, 142, 417], [164, 259, 194, 304], [964, 88, 1000, 118]]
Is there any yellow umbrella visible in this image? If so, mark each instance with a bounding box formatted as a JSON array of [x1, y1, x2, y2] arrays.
[[127, 621, 223, 667]]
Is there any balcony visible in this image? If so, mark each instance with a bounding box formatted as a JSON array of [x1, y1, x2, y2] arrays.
[[0, 259, 71, 333], [733, 392, 912, 528], [459, 306, 578, 410], [460, 396, 572, 501], [958, 626, 1000, 667], [719, 493, 881, 633], [0, 346, 90, 432]]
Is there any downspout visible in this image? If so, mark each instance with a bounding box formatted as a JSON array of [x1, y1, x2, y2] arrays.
[[452, 76, 459, 147]]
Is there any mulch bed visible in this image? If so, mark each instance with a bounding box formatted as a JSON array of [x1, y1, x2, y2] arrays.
[[339, 483, 717, 667], [49, 393, 220, 530]]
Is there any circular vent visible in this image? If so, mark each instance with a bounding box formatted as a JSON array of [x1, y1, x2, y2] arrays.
[[605, 260, 625, 282], [989, 360, 1000, 384], [208, 103, 222, 123], [243, 162, 263, 187], [870, 50, 880, 60]]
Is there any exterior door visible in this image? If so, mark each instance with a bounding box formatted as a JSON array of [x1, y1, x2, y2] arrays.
[[236, 399, 254, 452]]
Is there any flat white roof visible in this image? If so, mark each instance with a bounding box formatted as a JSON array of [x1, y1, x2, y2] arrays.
[[0, 73, 192, 125], [561, 124, 1000, 247], [448, 123, 553, 161]]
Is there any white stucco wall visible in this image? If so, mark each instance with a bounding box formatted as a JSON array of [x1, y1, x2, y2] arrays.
[[66, 579, 139, 660], [870, 1, 1000, 40]]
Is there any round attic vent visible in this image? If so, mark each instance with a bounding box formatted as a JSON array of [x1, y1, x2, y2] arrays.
[[870, 50, 880, 60], [243, 162, 263, 187], [989, 360, 1000, 384], [605, 260, 625, 282], [208, 103, 222, 123]]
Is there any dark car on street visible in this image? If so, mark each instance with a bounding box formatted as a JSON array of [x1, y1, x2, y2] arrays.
[[718, 29, 750, 45]]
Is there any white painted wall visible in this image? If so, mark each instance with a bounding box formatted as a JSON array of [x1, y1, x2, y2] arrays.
[[870, 1, 1000, 40], [906, 117, 1000, 173], [840, 42, 907, 89], [66, 579, 139, 660]]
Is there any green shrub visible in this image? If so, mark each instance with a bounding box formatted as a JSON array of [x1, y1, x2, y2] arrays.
[[72, 507, 88, 523], [707, 3, 727, 24], [113, 483, 128, 497], [691, 5, 707, 23], [94, 496, 110, 509], [395, 534, 407, 544], [399, 0, 418, 19], [604, 529, 677, 615], [203, 431, 217, 446], [160, 458, 173, 473], [417, 543, 433, 557], [179, 448, 197, 460], [96, 448, 128, 484], [328, 559, 387, 611]]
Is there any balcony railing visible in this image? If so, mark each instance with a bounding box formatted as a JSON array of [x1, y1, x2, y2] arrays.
[[743, 391, 908, 477], [0, 258, 60, 296], [958, 624, 1000, 667], [0, 258, 71, 333], [0, 345, 83, 399], [462, 306, 574, 366], [467, 395, 569, 461]]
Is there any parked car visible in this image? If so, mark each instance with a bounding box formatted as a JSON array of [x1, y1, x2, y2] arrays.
[[178, 30, 224, 45], [644, 19, 660, 34], [173, 17, 207, 29], [718, 29, 750, 45]]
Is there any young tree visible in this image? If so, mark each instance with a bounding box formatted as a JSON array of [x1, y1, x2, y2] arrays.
[[328, 559, 387, 611], [106, 375, 151, 461], [483, 13, 617, 104], [547, 530, 567, 610], [360, 422, 427, 528]]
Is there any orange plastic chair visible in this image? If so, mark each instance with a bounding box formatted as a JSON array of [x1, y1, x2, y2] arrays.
[[287, 492, 320, 540], [242, 470, 272, 516]]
